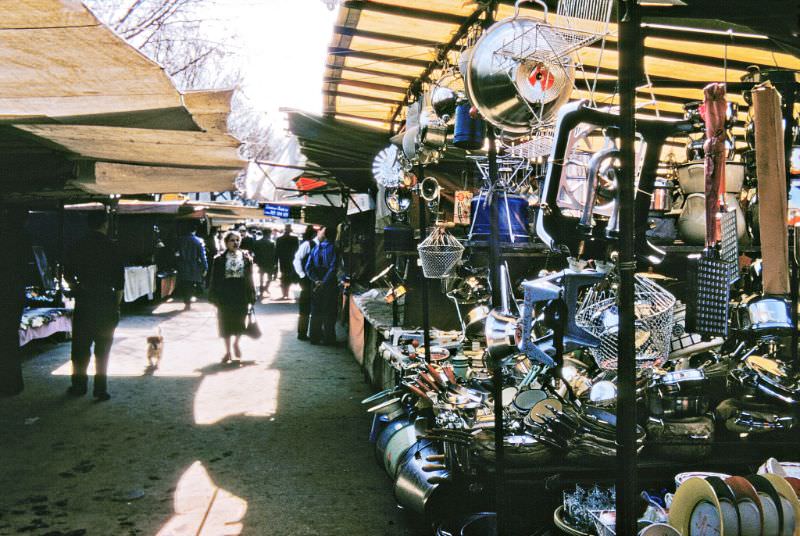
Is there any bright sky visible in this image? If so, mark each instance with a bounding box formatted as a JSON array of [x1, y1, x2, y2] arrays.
[[214, 0, 339, 116]]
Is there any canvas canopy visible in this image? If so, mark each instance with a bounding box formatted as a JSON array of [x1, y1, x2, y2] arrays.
[[0, 0, 245, 201], [323, 0, 800, 140]]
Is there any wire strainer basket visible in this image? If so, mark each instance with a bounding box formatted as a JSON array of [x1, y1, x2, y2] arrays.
[[575, 273, 676, 370], [417, 226, 464, 279]]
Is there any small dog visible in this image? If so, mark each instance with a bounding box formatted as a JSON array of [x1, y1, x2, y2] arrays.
[[146, 327, 164, 369]]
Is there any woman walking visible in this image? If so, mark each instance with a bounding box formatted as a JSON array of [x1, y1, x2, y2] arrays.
[[208, 231, 256, 363]]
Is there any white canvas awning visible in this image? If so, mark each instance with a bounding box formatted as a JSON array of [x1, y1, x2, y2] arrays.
[[0, 0, 246, 198]]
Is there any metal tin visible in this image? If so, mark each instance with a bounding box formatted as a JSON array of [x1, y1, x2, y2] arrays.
[[512, 388, 547, 413], [738, 296, 792, 334], [393, 442, 449, 516], [375, 419, 417, 478], [650, 180, 673, 213]]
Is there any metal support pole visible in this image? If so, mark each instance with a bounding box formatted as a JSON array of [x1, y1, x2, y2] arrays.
[[392, 253, 400, 327], [108, 199, 120, 241], [488, 126, 506, 534], [485, 57, 505, 536], [616, 1, 640, 535], [417, 163, 432, 363]]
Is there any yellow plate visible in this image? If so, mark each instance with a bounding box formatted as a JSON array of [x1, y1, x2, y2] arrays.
[[763, 474, 800, 536], [669, 477, 723, 535]]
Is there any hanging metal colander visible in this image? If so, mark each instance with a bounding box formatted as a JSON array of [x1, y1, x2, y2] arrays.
[[575, 273, 676, 370], [417, 225, 464, 279]]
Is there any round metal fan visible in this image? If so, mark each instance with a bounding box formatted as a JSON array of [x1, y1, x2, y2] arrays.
[[372, 145, 404, 188], [465, 14, 574, 136]]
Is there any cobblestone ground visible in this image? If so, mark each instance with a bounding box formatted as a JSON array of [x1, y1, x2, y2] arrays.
[[0, 294, 426, 536]]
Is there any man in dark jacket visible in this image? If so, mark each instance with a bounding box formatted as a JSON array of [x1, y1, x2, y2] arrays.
[[275, 224, 299, 300], [252, 230, 276, 298], [176, 222, 208, 310], [305, 226, 338, 345], [64, 210, 124, 401]]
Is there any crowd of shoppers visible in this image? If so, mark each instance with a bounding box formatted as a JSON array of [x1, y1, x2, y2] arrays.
[[2, 215, 341, 397]]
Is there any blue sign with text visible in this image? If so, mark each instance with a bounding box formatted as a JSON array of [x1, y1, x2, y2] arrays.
[[263, 204, 291, 218]]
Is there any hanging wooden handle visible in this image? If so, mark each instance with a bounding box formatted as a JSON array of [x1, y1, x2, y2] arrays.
[[753, 83, 790, 295]]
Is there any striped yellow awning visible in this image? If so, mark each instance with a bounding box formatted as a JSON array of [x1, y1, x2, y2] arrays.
[[323, 1, 800, 137]]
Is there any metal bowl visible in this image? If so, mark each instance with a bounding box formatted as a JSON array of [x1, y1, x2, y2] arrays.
[[430, 85, 458, 121], [676, 161, 744, 194], [736, 296, 792, 335], [384, 187, 413, 215], [465, 16, 573, 135]]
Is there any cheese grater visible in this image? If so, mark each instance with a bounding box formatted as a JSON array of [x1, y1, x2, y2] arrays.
[[719, 208, 739, 284], [686, 248, 731, 338]]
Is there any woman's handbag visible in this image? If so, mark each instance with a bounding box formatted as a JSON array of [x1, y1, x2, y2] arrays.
[[244, 306, 261, 339]]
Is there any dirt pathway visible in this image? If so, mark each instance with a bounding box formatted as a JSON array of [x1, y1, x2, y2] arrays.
[[0, 297, 423, 536]]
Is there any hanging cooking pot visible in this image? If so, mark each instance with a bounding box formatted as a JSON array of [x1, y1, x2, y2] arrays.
[[676, 161, 745, 194], [453, 100, 485, 150], [649, 179, 673, 213], [464, 305, 490, 340], [683, 100, 703, 125], [430, 71, 460, 122], [469, 191, 531, 242], [419, 119, 448, 151], [678, 193, 746, 245], [465, 9, 574, 135], [384, 187, 412, 215], [686, 138, 706, 161]]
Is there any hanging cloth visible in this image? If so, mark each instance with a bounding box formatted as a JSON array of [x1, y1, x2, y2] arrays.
[[753, 82, 790, 295], [701, 83, 728, 247]]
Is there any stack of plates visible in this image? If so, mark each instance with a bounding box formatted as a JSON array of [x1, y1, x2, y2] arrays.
[[669, 471, 800, 536]]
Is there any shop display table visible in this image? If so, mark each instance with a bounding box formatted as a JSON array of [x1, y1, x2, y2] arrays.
[[19, 307, 72, 346], [123, 264, 157, 302], [349, 289, 462, 389]]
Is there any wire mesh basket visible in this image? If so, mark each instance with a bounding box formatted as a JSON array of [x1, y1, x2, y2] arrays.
[[417, 226, 464, 279], [575, 274, 676, 370]]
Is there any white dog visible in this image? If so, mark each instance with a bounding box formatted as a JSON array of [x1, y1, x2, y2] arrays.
[[146, 327, 164, 369]]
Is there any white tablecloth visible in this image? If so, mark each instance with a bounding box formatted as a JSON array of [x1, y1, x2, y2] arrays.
[[124, 265, 157, 302]]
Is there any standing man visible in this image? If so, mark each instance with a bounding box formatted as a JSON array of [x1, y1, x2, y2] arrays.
[[275, 224, 299, 300], [176, 221, 208, 311], [0, 208, 32, 396], [64, 210, 124, 401], [305, 226, 338, 345], [253, 229, 276, 298], [239, 227, 255, 255], [292, 225, 317, 340]]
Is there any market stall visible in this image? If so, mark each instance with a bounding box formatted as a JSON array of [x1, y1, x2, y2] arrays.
[[323, 0, 800, 533], [18, 307, 72, 347]]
